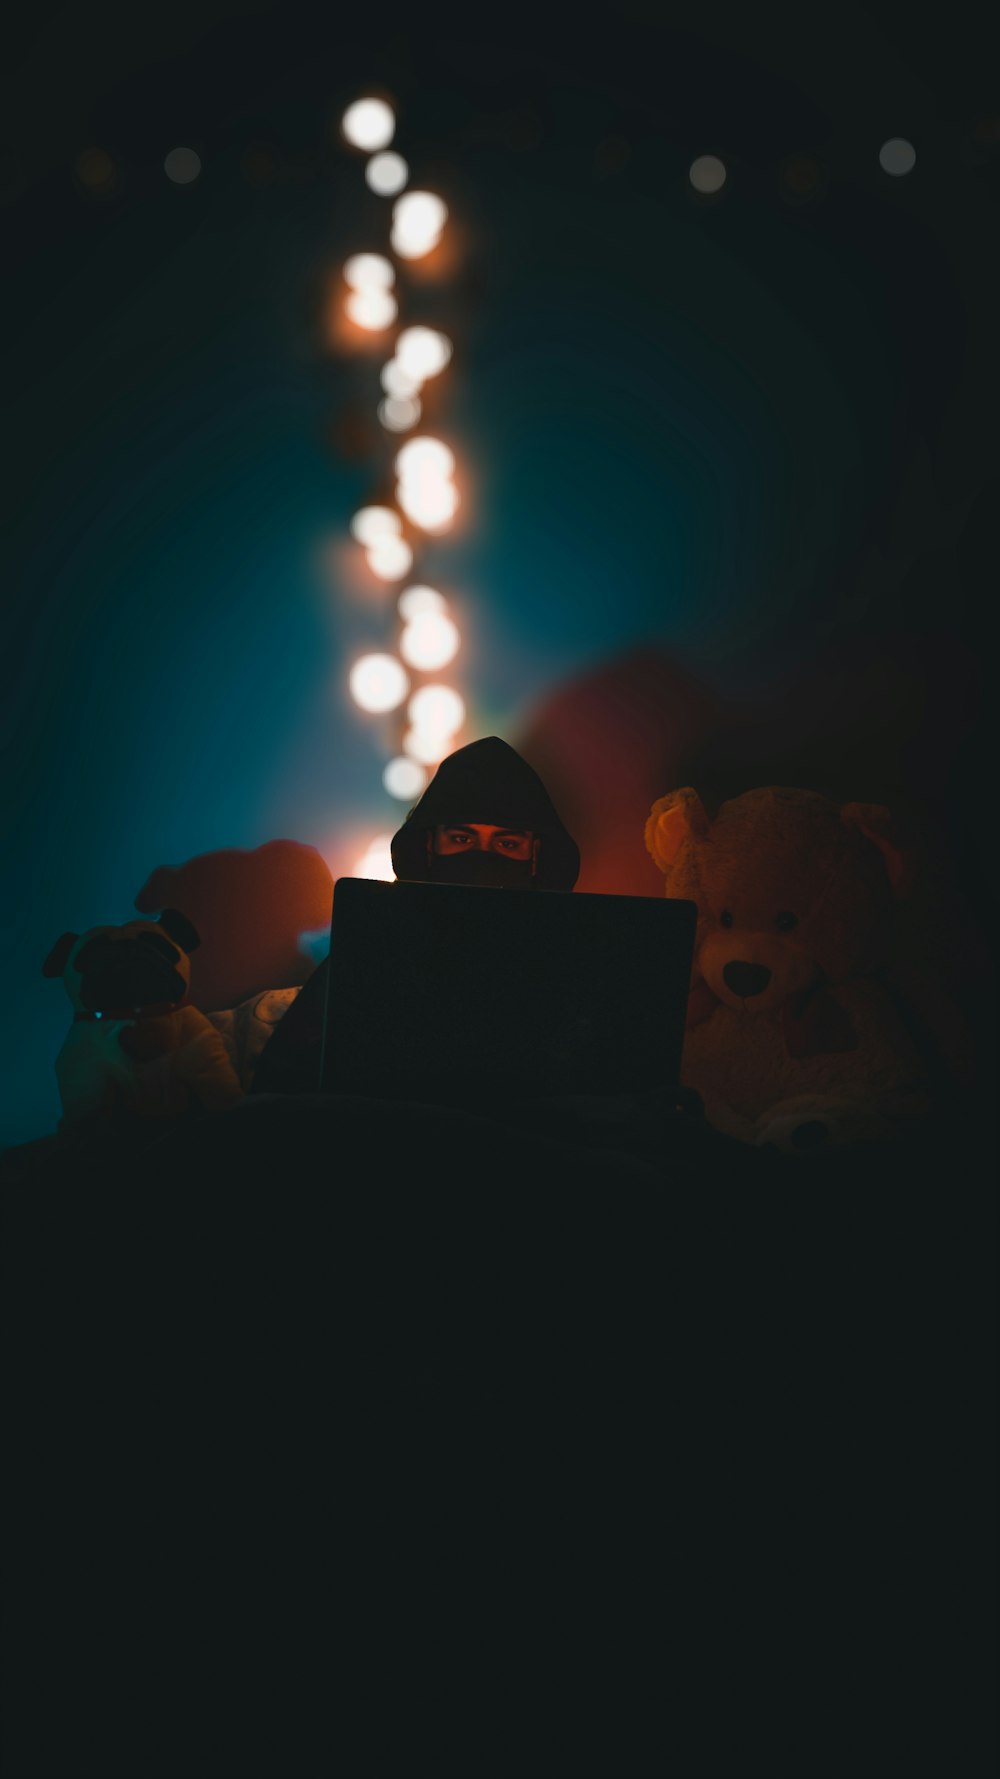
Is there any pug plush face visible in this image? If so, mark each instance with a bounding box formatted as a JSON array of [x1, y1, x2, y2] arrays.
[[43, 909, 201, 1017]]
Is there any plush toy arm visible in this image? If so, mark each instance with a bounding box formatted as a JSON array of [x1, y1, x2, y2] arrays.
[[174, 1008, 243, 1109]]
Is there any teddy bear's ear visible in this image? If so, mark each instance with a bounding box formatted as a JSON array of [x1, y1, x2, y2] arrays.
[[157, 908, 201, 953], [644, 788, 709, 876], [840, 803, 912, 898], [43, 932, 80, 978]]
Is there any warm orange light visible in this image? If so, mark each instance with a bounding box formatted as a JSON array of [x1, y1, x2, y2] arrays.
[[353, 834, 396, 880]]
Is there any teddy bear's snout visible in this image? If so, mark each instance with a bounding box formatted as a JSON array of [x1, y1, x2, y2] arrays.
[[722, 960, 772, 999]]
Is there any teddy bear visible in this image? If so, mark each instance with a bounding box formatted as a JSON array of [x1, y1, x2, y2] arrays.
[[43, 908, 242, 1134], [644, 786, 932, 1151]]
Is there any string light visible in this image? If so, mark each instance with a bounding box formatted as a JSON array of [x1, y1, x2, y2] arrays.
[[349, 654, 410, 712], [689, 154, 727, 194], [395, 437, 459, 533], [338, 94, 469, 863], [378, 395, 422, 432], [408, 684, 465, 738], [380, 360, 421, 399], [394, 327, 452, 382], [401, 728, 447, 767], [342, 99, 395, 152], [343, 253, 395, 291], [365, 535, 413, 581], [366, 151, 408, 195], [878, 137, 916, 176], [400, 609, 460, 670], [383, 756, 428, 799], [350, 506, 401, 546], [345, 288, 397, 330], [398, 584, 447, 619], [391, 191, 447, 258]]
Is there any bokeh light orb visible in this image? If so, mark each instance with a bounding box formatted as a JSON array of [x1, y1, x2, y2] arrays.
[[350, 506, 400, 546], [354, 835, 396, 880], [378, 395, 422, 432], [408, 684, 465, 737], [878, 137, 916, 176], [366, 535, 413, 581], [689, 154, 726, 194], [343, 252, 394, 291], [366, 150, 408, 195], [397, 478, 459, 532], [165, 147, 202, 185], [400, 610, 460, 671], [383, 756, 428, 800], [381, 359, 420, 399], [395, 327, 452, 381], [349, 654, 410, 713], [398, 584, 447, 619], [402, 728, 446, 766], [342, 99, 395, 152], [395, 437, 455, 481], [345, 288, 398, 330], [391, 190, 447, 258]]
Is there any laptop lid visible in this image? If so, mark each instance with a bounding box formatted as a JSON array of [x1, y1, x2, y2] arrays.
[[320, 878, 696, 1110]]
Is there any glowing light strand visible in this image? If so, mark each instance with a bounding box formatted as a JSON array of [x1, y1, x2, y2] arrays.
[[338, 94, 470, 863]]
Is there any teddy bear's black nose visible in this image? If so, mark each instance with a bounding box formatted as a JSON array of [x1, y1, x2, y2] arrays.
[[723, 960, 772, 998]]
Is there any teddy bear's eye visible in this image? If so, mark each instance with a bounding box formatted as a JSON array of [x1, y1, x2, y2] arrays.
[[775, 911, 798, 932], [719, 910, 734, 929]]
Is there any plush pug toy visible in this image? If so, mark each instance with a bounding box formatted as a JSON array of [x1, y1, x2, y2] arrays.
[[644, 786, 930, 1151], [43, 909, 242, 1134]]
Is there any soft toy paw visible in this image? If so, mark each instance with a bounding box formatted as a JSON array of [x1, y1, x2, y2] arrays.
[[207, 987, 301, 1092], [43, 909, 242, 1134], [644, 786, 930, 1148]]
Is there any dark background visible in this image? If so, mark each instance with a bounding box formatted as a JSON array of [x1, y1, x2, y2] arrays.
[[4, 0, 998, 1145]]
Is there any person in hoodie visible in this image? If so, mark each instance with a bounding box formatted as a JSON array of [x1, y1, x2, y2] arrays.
[[246, 737, 580, 1096]]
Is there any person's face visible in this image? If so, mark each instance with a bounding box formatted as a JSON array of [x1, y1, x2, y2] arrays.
[[433, 823, 535, 862]]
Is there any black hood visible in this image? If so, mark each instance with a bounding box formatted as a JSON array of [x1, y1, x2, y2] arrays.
[[390, 737, 580, 891]]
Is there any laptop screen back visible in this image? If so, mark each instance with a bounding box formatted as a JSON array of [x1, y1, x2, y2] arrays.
[[320, 878, 696, 1109]]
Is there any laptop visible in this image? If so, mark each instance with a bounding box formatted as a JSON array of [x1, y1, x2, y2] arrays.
[[319, 877, 696, 1110]]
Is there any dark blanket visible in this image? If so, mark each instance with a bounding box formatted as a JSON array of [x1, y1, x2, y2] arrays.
[[2, 1096, 995, 1779]]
